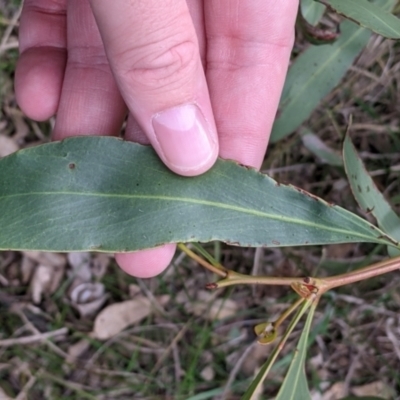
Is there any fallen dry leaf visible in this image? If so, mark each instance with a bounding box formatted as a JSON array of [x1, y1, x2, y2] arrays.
[[8, 107, 30, 141], [91, 253, 111, 280], [30, 265, 53, 304], [0, 134, 18, 157], [67, 253, 110, 296], [200, 365, 215, 382], [351, 380, 395, 399], [0, 386, 12, 400], [318, 382, 346, 400], [184, 290, 238, 321], [25, 252, 66, 302], [66, 339, 91, 364], [67, 252, 92, 282], [93, 295, 170, 340], [20, 256, 35, 284], [23, 251, 65, 267], [30, 264, 65, 304], [69, 282, 108, 317], [241, 342, 271, 376], [129, 284, 141, 297]]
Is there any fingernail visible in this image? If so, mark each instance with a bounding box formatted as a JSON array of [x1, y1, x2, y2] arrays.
[[152, 104, 217, 173]]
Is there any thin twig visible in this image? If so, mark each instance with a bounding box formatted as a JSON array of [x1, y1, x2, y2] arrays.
[[137, 278, 168, 317], [0, 39, 18, 52], [386, 318, 400, 361], [0, 2, 22, 55], [39, 371, 97, 400], [0, 328, 68, 347], [12, 308, 68, 358], [219, 342, 258, 400], [172, 342, 183, 384], [324, 255, 400, 291], [150, 321, 190, 375], [15, 369, 41, 400]]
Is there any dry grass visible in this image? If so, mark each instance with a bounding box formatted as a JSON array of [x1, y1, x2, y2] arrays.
[[1, 2, 400, 399]]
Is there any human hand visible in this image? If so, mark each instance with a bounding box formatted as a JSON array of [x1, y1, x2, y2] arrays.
[[15, 0, 298, 278]]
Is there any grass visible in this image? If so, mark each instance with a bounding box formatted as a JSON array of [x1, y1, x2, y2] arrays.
[[1, 1, 400, 399]]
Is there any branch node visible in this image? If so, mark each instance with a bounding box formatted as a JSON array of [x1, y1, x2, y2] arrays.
[[205, 282, 218, 290]]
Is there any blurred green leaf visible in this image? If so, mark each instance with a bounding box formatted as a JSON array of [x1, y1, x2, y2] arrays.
[[300, 128, 343, 166], [343, 134, 400, 257], [0, 137, 394, 252], [319, 0, 400, 38], [338, 397, 387, 400], [271, 20, 370, 143], [275, 302, 317, 400], [301, 0, 326, 26]]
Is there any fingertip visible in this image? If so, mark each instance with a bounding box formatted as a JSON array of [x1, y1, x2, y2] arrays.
[[151, 103, 219, 177], [115, 244, 176, 278], [15, 47, 66, 121], [89, 0, 218, 176]]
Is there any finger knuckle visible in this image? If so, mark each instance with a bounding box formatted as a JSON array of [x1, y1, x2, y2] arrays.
[[117, 38, 198, 92]]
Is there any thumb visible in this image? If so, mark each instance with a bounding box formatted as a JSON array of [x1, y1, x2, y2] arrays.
[[89, 0, 218, 176]]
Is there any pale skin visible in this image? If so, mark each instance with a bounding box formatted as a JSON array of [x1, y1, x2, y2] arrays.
[[15, 0, 298, 278]]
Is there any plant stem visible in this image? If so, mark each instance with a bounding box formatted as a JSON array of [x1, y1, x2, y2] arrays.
[[177, 243, 227, 277], [212, 273, 305, 289], [274, 296, 305, 330], [180, 243, 400, 295], [323, 254, 400, 291], [191, 242, 223, 269], [179, 243, 305, 288]]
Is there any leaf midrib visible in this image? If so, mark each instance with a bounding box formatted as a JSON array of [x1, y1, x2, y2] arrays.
[[0, 191, 378, 241], [282, 23, 365, 107], [344, 0, 399, 36]]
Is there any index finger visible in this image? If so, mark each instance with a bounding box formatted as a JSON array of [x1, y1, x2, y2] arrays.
[[205, 0, 298, 169]]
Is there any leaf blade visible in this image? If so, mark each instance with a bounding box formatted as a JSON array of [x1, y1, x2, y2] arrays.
[[0, 137, 394, 252], [300, 128, 343, 167], [343, 134, 400, 256], [275, 302, 317, 400], [241, 299, 314, 400], [271, 19, 371, 142], [301, 0, 326, 26], [320, 0, 400, 39]]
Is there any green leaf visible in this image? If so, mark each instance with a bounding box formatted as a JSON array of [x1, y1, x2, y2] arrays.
[[0, 137, 395, 252], [275, 302, 317, 400], [319, 0, 400, 39], [343, 134, 400, 256], [241, 299, 313, 400], [300, 128, 343, 167], [271, 19, 371, 143], [301, 0, 326, 26], [338, 397, 387, 400]]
